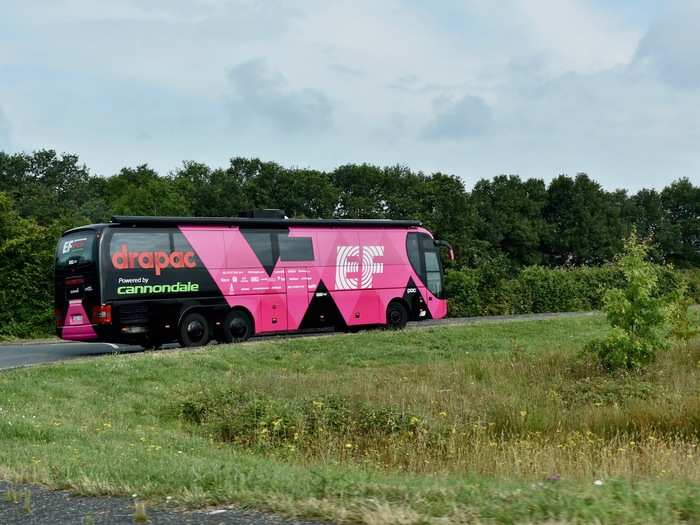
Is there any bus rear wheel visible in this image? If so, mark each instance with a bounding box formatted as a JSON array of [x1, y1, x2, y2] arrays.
[[386, 301, 408, 330], [178, 312, 210, 347], [222, 309, 253, 343]]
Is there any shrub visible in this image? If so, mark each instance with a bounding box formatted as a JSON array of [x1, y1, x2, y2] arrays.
[[443, 268, 481, 317], [681, 269, 700, 303], [179, 389, 421, 451], [586, 233, 687, 371], [0, 194, 58, 338], [518, 266, 586, 312]]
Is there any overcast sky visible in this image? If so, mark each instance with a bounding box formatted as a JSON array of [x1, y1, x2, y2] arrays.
[[1, 0, 698, 191]]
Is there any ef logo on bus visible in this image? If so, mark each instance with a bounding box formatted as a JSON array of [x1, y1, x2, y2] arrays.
[[335, 245, 384, 290], [62, 237, 87, 254], [111, 244, 197, 276]]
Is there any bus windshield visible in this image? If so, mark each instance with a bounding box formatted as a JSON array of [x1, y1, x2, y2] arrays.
[[406, 232, 445, 298], [56, 231, 96, 271]]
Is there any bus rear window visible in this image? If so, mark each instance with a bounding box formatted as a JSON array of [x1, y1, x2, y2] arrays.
[[57, 232, 96, 269]]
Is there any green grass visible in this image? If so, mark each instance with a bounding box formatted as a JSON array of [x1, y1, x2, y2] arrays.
[[1, 313, 699, 524]]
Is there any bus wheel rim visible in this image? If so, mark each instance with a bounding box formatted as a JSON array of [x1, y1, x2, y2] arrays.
[[187, 320, 205, 341], [229, 318, 247, 338]]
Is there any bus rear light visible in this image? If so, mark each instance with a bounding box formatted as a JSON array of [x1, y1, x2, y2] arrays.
[[92, 305, 112, 325], [54, 309, 62, 327], [64, 277, 85, 286]]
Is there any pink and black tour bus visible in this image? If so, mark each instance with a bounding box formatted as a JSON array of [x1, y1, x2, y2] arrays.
[[55, 211, 452, 347]]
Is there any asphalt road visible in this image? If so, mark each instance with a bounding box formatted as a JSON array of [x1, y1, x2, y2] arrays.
[[0, 312, 596, 371], [0, 480, 324, 525]]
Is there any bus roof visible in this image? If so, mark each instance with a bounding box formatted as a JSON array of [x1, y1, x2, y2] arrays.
[[110, 215, 423, 229]]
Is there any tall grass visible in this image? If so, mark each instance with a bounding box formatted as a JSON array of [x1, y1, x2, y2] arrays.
[[181, 334, 700, 481]]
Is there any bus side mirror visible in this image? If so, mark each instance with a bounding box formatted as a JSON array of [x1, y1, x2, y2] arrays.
[[434, 240, 455, 261]]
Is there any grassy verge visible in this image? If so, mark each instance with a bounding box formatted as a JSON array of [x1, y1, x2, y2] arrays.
[[0, 312, 699, 524], [0, 335, 59, 345]]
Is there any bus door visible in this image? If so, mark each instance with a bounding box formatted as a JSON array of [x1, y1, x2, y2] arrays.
[[261, 267, 288, 333], [406, 232, 446, 318]]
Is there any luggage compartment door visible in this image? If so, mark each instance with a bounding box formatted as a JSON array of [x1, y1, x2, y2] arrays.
[[285, 267, 310, 331]]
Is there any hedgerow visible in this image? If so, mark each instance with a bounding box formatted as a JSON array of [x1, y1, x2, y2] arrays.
[[444, 263, 694, 318]]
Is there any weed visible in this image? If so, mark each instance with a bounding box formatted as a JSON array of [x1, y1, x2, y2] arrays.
[[133, 501, 149, 523], [3, 488, 19, 503], [22, 489, 31, 514]]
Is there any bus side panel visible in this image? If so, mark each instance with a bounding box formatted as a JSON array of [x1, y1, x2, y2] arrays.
[[180, 225, 448, 333], [182, 227, 295, 333], [311, 228, 411, 326], [312, 229, 359, 325]]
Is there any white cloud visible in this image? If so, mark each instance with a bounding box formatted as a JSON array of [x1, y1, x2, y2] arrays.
[[228, 58, 333, 132], [633, 2, 700, 89], [515, 0, 641, 73], [423, 95, 491, 140], [0, 0, 302, 97], [0, 0, 696, 190]]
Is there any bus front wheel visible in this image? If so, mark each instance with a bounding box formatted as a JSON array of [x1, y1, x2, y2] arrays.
[[222, 309, 253, 343], [178, 312, 210, 348], [386, 301, 408, 330]]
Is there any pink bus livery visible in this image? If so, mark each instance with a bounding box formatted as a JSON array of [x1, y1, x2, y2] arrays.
[[55, 211, 452, 347]]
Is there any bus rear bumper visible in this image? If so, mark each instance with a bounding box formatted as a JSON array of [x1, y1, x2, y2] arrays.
[[60, 323, 99, 341], [59, 300, 99, 341]]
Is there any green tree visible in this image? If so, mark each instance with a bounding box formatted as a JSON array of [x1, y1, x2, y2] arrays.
[[660, 178, 700, 267], [0, 149, 101, 225], [543, 173, 628, 265], [278, 168, 338, 218], [421, 172, 479, 262], [471, 175, 548, 266], [104, 165, 191, 216], [586, 233, 684, 371], [0, 193, 56, 338], [331, 164, 389, 218], [172, 161, 218, 217]]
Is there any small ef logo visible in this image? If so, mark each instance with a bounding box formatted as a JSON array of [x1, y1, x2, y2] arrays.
[[335, 245, 384, 290], [63, 238, 86, 254]]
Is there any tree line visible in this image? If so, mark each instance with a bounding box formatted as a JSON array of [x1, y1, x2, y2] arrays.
[[1, 149, 698, 268], [0, 149, 698, 338]]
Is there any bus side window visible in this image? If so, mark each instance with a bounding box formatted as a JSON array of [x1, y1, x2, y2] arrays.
[[278, 235, 314, 261], [172, 232, 201, 265], [240, 230, 276, 269], [406, 233, 423, 278], [110, 231, 170, 254]]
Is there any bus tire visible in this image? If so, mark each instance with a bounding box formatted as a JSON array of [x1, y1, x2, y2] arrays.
[[222, 309, 253, 343], [386, 301, 408, 330], [178, 312, 210, 347]]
